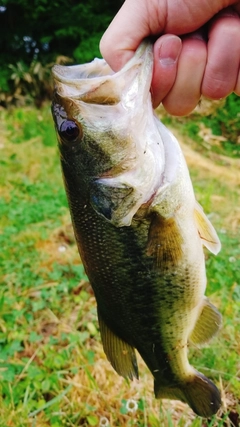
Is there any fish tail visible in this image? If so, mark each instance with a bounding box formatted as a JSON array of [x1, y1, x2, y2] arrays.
[[154, 371, 221, 417]]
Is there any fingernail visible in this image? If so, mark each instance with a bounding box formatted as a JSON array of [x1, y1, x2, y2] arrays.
[[159, 36, 182, 67]]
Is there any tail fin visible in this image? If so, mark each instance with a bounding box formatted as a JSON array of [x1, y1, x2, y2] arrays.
[[154, 371, 221, 417]]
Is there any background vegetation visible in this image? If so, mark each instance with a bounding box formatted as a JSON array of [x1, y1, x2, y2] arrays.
[[0, 1, 240, 426], [1, 0, 239, 158], [0, 0, 122, 106]]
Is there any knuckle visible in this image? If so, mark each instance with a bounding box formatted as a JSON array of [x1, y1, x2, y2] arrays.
[[202, 76, 232, 99], [162, 97, 198, 116]]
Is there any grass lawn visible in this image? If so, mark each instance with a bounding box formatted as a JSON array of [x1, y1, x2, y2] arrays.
[[0, 103, 239, 426]]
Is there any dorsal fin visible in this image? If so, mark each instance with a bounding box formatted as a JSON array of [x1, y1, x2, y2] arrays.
[[194, 202, 221, 255]]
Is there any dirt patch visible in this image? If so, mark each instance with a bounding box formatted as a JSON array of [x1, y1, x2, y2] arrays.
[[175, 129, 240, 187]]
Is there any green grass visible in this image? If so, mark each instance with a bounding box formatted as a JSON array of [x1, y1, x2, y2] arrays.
[[0, 105, 239, 426]]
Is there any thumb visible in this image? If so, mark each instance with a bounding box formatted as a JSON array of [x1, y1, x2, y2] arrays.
[[100, 0, 161, 71]]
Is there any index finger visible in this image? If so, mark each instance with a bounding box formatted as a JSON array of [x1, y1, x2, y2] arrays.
[[100, 0, 238, 71]]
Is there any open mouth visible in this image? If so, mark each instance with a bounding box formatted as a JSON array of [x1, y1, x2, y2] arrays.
[[52, 41, 153, 105]]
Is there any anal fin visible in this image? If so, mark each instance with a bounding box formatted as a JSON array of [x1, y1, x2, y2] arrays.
[[190, 297, 222, 346], [98, 309, 138, 380]]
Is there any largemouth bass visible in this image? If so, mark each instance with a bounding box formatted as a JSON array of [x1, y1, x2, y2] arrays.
[[51, 41, 222, 417]]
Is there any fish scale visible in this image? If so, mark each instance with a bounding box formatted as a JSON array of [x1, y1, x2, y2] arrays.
[[52, 41, 222, 418]]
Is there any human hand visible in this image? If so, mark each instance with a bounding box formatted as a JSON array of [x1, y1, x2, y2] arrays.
[[100, 0, 240, 115]]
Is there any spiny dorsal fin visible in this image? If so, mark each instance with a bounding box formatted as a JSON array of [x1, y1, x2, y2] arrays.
[[190, 297, 222, 346], [194, 202, 221, 255], [98, 309, 138, 380], [146, 213, 183, 268]]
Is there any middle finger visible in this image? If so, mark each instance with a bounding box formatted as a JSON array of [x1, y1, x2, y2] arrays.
[[162, 33, 207, 116]]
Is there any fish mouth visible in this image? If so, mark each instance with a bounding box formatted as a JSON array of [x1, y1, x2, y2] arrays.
[[52, 40, 153, 106]]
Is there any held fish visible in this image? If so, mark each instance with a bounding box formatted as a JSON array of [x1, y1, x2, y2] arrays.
[[51, 41, 222, 417]]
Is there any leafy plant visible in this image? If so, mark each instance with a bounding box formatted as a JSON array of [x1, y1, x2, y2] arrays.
[[8, 60, 53, 106]]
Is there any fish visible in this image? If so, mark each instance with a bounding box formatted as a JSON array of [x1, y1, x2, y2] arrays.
[[51, 41, 222, 418]]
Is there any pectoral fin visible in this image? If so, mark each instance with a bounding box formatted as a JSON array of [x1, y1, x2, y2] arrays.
[[194, 202, 221, 255], [146, 213, 183, 268], [190, 297, 222, 346], [98, 309, 138, 380]]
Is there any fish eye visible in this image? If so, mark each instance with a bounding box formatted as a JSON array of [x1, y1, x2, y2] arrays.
[[59, 120, 82, 143]]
